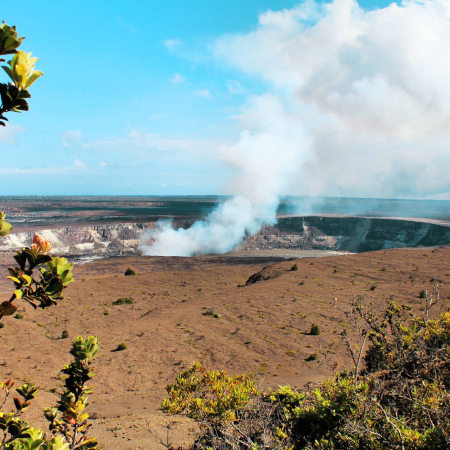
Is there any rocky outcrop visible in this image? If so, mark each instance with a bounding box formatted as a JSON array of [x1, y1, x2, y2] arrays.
[[245, 265, 284, 285], [0, 223, 152, 256], [0, 217, 449, 258], [239, 217, 450, 253]]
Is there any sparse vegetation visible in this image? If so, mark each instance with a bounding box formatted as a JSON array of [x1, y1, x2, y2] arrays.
[[202, 308, 220, 318], [116, 342, 127, 351], [112, 297, 134, 305], [1, 24, 448, 447], [164, 288, 450, 449]]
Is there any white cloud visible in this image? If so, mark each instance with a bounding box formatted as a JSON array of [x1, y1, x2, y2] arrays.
[[214, 0, 450, 199], [74, 160, 87, 169], [0, 167, 71, 175], [0, 161, 89, 175], [162, 38, 181, 50], [67, 129, 222, 160], [170, 73, 185, 84], [0, 124, 25, 145], [61, 130, 83, 147], [99, 162, 108, 167], [226, 80, 245, 95], [193, 89, 212, 99]]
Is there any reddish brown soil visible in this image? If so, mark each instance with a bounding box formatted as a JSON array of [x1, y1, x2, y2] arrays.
[[0, 247, 449, 449]]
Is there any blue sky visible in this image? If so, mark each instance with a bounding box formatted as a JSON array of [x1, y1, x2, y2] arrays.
[[4, 0, 445, 199]]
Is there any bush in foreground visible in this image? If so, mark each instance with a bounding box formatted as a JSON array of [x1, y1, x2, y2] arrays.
[[0, 21, 101, 450], [163, 288, 450, 449], [0, 336, 100, 450]]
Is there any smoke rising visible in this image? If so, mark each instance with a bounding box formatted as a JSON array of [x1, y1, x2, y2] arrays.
[[141, 0, 450, 256], [140, 96, 310, 256]]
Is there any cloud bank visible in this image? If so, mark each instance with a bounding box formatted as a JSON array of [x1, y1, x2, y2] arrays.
[[215, 0, 450, 198], [142, 0, 450, 256]]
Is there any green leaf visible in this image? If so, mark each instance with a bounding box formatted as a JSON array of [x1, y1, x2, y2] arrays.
[[2, 65, 14, 82], [18, 89, 31, 99], [45, 278, 63, 295], [2, 36, 21, 53], [6, 276, 20, 284], [16, 384, 38, 400], [14, 251, 27, 268], [0, 220, 12, 236], [59, 269, 74, 285], [35, 254, 52, 265], [24, 70, 43, 90], [23, 249, 37, 267], [30, 440, 45, 450], [21, 274, 32, 286]]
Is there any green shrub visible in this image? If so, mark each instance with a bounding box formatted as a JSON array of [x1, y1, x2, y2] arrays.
[[163, 294, 450, 449], [0, 336, 100, 450], [310, 323, 320, 335], [0, 322, 4, 328], [61, 329, 69, 339], [116, 342, 127, 351], [14, 313, 23, 320], [202, 308, 220, 318], [43, 336, 100, 448], [291, 263, 299, 271], [124, 268, 136, 276], [420, 289, 428, 298], [162, 362, 259, 424], [305, 353, 318, 361], [112, 297, 134, 305]]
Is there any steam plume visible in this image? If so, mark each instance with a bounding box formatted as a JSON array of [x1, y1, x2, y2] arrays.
[[141, 0, 450, 256], [140, 96, 309, 256]]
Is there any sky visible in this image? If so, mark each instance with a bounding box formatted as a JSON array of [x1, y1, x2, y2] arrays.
[[2, 0, 449, 200]]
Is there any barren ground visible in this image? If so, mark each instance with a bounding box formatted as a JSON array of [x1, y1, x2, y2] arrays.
[[0, 247, 449, 449]]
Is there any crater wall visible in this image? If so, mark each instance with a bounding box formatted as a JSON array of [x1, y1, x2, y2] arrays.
[[0, 217, 449, 257]]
